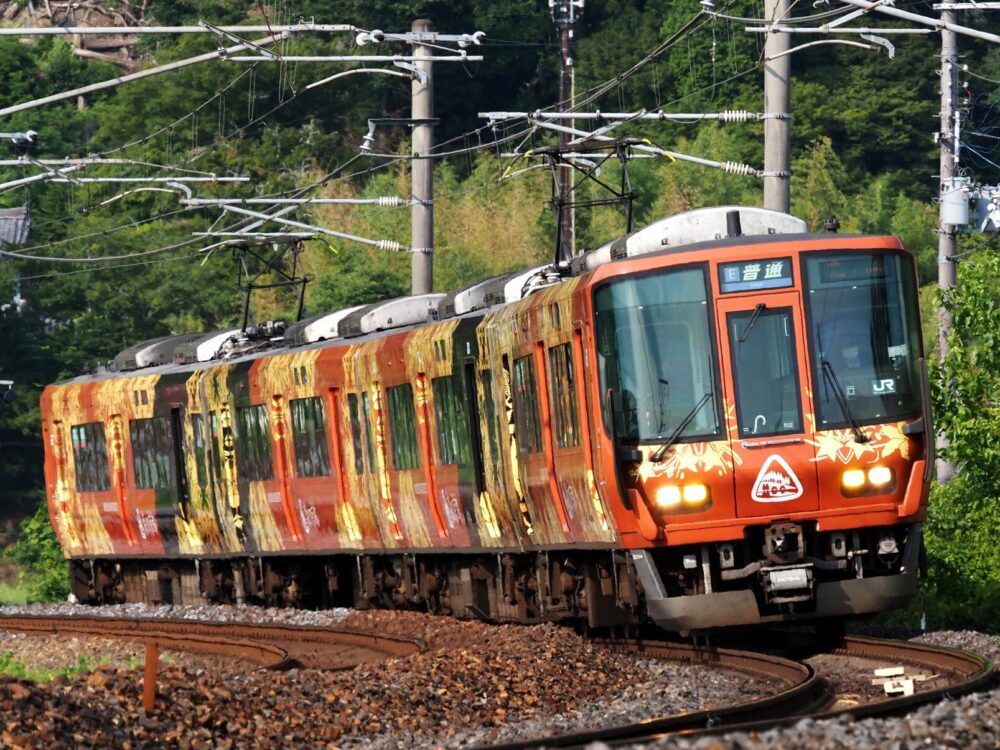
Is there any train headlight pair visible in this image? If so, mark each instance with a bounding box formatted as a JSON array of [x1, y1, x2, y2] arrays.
[[841, 466, 895, 495], [655, 483, 710, 512]]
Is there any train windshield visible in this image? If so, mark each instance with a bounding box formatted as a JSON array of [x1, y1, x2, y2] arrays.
[[594, 267, 720, 443], [804, 252, 922, 429]]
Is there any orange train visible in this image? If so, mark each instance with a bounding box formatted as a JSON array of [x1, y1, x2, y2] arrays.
[[41, 206, 931, 632]]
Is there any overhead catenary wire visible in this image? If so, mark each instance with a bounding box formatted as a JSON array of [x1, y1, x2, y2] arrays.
[[16, 250, 206, 281], [10, 4, 762, 271]]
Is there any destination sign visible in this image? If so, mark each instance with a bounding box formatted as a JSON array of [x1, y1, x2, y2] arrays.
[[719, 257, 794, 293]]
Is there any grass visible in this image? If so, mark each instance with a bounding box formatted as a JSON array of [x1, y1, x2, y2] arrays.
[[0, 651, 108, 682], [0, 580, 28, 605]]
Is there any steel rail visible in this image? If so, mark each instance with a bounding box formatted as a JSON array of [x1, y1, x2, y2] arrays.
[[668, 636, 996, 747], [486, 635, 994, 749], [479, 638, 830, 749], [0, 614, 423, 670]]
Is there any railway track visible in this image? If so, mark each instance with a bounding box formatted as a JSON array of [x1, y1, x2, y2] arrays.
[[483, 635, 995, 749], [0, 613, 422, 670]]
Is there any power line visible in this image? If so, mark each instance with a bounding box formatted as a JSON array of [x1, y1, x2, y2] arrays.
[[98, 65, 261, 157], [0, 232, 203, 264], [16, 251, 204, 281], [6, 208, 193, 257]]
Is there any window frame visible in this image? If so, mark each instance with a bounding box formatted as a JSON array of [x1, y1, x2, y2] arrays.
[[386, 383, 421, 471], [725, 306, 805, 439], [129, 416, 176, 490], [235, 404, 274, 482], [347, 393, 366, 475], [548, 342, 581, 449], [289, 396, 332, 478], [591, 262, 724, 444], [800, 249, 924, 430], [190, 413, 209, 487], [479, 370, 500, 464], [432, 375, 471, 466], [512, 354, 543, 455], [70, 422, 111, 493]]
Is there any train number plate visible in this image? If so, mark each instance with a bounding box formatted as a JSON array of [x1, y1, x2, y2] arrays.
[[766, 567, 809, 591]]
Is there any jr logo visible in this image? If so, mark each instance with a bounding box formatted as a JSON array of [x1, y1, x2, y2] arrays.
[[871, 378, 896, 394]]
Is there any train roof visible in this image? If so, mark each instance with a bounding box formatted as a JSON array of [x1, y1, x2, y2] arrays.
[[54, 207, 900, 387]]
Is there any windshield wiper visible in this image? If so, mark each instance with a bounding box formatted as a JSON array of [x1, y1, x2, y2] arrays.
[[821, 359, 869, 444], [651, 392, 713, 462], [739, 303, 766, 343]]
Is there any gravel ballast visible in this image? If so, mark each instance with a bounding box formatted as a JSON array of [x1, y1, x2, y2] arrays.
[[0, 603, 773, 749], [1, 604, 995, 749], [635, 630, 1000, 750]]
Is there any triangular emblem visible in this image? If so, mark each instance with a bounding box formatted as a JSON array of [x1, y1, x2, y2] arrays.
[[751, 455, 804, 502]]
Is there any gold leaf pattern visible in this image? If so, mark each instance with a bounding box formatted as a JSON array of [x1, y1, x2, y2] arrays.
[[808, 421, 913, 464]]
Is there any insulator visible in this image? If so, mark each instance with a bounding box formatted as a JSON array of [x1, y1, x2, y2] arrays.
[[375, 240, 403, 252], [722, 161, 756, 177], [719, 109, 754, 123], [377, 196, 405, 207]]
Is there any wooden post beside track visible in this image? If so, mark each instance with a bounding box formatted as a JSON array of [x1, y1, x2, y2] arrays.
[[142, 639, 159, 712]]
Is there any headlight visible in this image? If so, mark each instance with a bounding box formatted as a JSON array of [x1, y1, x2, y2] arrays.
[[841, 466, 896, 496], [682, 483, 709, 505], [655, 485, 682, 510], [841, 469, 866, 490], [867, 466, 893, 487]]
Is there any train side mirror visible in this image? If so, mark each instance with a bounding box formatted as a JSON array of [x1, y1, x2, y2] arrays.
[[0, 380, 14, 403]]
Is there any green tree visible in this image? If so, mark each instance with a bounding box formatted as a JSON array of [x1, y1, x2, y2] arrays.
[[925, 250, 1000, 631]]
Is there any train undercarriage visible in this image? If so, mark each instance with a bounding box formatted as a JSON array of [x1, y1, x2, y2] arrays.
[[70, 523, 922, 634]]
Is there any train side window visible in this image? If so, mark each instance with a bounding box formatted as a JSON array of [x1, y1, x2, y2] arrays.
[[70, 422, 111, 493], [190, 414, 208, 487], [347, 394, 365, 475], [512, 355, 542, 454], [361, 392, 377, 473], [235, 404, 274, 481], [432, 376, 470, 466], [386, 383, 421, 470], [209, 412, 223, 481], [290, 397, 331, 477], [129, 417, 175, 490], [548, 343, 581, 448], [479, 370, 500, 463]]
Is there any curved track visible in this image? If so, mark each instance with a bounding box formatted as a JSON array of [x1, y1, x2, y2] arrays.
[[482, 635, 995, 749], [0, 614, 422, 670]]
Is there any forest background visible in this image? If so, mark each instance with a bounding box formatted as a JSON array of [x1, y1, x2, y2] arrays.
[[0, 0, 998, 629]]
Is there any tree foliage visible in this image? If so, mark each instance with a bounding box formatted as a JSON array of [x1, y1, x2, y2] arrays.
[[923, 251, 1000, 631], [8, 502, 69, 603]]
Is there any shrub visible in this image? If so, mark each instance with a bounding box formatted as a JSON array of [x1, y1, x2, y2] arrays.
[[9, 502, 69, 603]]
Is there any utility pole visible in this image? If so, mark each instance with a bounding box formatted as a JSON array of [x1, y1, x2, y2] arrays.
[[550, 0, 583, 262], [763, 0, 791, 213], [937, 2, 959, 483], [410, 19, 435, 295]]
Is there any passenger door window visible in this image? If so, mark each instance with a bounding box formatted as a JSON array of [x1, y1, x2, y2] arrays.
[[727, 306, 803, 437]]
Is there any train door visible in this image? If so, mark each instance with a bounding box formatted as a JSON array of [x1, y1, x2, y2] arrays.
[[325, 387, 364, 546], [278, 393, 339, 550], [508, 350, 561, 541], [715, 292, 820, 517]]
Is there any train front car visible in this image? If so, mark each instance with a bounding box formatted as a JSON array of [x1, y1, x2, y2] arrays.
[[585, 209, 930, 633]]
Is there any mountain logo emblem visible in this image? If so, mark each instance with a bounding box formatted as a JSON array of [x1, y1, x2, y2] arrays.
[[751, 455, 804, 502]]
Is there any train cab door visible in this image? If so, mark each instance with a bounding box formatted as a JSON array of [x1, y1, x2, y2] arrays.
[[714, 292, 820, 518]]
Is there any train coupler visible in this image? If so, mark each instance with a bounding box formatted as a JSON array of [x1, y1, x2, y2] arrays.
[[759, 563, 815, 605]]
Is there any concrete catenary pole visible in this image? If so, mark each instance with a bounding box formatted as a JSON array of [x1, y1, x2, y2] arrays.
[[763, 0, 791, 213], [937, 3, 959, 483], [557, 19, 573, 262], [411, 18, 434, 295]]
